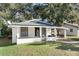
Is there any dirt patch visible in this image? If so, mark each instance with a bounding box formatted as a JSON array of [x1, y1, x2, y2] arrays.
[[0, 37, 12, 46]]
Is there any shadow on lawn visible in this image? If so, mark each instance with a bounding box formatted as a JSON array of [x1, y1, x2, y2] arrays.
[[0, 37, 16, 47], [28, 41, 47, 46], [0, 43, 16, 47], [56, 43, 79, 51]]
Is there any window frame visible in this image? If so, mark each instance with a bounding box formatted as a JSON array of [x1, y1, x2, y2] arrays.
[[70, 28, 73, 32]]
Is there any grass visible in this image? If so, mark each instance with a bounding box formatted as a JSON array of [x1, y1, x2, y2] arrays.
[[1, 37, 79, 56], [0, 41, 79, 56], [67, 35, 79, 38], [63, 35, 79, 41]]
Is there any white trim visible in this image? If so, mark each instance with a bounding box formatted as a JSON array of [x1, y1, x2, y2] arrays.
[[64, 30, 66, 38], [54, 28, 57, 37], [40, 27, 42, 38], [8, 25, 68, 30], [12, 27, 17, 43], [17, 38, 42, 44]]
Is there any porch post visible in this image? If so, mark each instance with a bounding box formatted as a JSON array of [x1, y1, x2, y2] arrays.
[[12, 27, 17, 43], [40, 27, 42, 38], [54, 28, 57, 37], [64, 30, 66, 39], [17, 27, 20, 38]]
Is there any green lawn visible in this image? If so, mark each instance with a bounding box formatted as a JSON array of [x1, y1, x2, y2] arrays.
[[0, 41, 79, 56]]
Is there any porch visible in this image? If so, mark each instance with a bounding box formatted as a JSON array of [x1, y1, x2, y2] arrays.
[[19, 27, 67, 38], [12, 26, 67, 44]]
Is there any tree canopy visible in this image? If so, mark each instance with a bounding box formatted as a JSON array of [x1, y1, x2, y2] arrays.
[[0, 3, 79, 37], [33, 3, 78, 26], [0, 3, 79, 26]]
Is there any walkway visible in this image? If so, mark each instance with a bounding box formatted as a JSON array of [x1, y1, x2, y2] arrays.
[[60, 41, 79, 44]]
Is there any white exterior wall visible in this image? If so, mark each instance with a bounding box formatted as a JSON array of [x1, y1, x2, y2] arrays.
[[77, 30, 79, 36], [64, 24, 78, 36], [12, 27, 17, 43], [12, 27, 20, 43], [28, 27, 35, 37]]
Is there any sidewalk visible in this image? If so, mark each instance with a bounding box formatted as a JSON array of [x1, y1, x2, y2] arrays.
[[60, 41, 79, 44]]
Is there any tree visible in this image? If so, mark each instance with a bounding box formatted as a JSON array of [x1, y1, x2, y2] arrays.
[[33, 3, 48, 20], [33, 3, 78, 26], [0, 3, 33, 22], [0, 3, 79, 37], [0, 3, 33, 37], [0, 3, 77, 24]]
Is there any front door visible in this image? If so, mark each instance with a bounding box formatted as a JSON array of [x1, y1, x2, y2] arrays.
[[35, 27, 40, 37]]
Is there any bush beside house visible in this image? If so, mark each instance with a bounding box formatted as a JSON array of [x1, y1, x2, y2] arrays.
[[0, 24, 11, 38]]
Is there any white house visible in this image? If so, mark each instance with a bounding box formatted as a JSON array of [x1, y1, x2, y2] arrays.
[[8, 19, 68, 44], [64, 22, 79, 36]]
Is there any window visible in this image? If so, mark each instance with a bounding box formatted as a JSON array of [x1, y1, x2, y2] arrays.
[[21, 27, 28, 37], [70, 29, 73, 32]]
